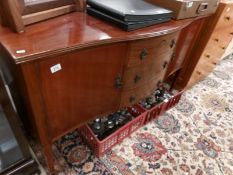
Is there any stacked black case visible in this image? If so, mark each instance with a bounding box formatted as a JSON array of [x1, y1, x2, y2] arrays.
[[86, 0, 173, 31]]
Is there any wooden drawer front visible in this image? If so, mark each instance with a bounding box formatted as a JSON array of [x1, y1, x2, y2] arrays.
[[216, 4, 233, 30], [120, 74, 163, 107], [127, 33, 178, 67], [123, 52, 172, 89]]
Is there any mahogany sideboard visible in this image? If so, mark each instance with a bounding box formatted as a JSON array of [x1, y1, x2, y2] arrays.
[[0, 12, 207, 173]]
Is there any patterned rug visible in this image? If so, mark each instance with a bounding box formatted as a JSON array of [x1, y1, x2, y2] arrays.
[[35, 55, 233, 175]]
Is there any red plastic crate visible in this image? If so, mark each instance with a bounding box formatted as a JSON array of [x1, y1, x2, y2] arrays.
[[78, 105, 146, 157], [142, 102, 164, 124], [163, 90, 183, 111], [140, 90, 184, 124]]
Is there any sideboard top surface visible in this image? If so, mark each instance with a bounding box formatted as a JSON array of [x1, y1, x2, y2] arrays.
[[0, 12, 195, 64]]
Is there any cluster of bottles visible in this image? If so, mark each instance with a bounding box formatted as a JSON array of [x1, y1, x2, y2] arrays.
[[89, 107, 141, 140], [89, 85, 175, 140], [140, 87, 174, 109]]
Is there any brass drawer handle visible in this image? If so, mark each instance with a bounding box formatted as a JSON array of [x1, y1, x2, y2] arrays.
[[163, 61, 168, 69], [134, 74, 141, 84], [171, 51, 176, 62], [170, 39, 176, 48], [114, 74, 123, 89], [140, 48, 148, 60], [129, 96, 136, 103]]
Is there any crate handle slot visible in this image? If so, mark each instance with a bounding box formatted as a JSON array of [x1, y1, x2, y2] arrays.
[[197, 3, 209, 14]]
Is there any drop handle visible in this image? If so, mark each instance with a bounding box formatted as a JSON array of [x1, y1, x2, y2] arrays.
[[134, 74, 141, 84], [114, 74, 123, 89], [140, 48, 148, 60], [170, 52, 176, 62], [163, 61, 168, 69], [170, 39, 176, 48]]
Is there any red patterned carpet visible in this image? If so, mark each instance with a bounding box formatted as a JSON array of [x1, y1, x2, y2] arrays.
[[33, 55, 233, 175]]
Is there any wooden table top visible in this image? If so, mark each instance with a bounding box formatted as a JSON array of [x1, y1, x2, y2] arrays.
[[0, 12, 195, 64]]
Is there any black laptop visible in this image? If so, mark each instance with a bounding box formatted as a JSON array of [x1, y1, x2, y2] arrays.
[[86, 0, 173, 31], [87, 7, 171, 31], [87, 0, 173, 22]]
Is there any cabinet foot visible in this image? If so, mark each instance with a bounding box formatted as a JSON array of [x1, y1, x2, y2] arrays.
[[43, 145, 55, 175]]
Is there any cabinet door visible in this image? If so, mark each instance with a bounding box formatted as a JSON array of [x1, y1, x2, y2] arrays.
[[38, 43, 127, 139]]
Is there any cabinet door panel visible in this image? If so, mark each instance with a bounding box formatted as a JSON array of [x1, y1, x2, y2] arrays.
[[38, 43, 127, 139]]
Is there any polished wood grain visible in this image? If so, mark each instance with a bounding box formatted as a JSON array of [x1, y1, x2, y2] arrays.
[[122, 33, 177, 90], [122, 52, 171, 89], [22, 4, 77, 25], [0, 12, 195, 64], [120, 72, 164, 107], [165, 19, 204, 78], [0, 12, 207, 174], [23, 0, 75, 15], [168, 17, 208, 90], [0, 13, 2, 25], [120, 32, 178, 106], [121, 32, 179, 107], [38, 43, 127, 139], [0, 0, 24, 33], [75, 0, 86, 12], [127, 33, 176, 67], [19, 61, 55, 173], [0, 43, 54, 173], [0, 0, 83, 33]]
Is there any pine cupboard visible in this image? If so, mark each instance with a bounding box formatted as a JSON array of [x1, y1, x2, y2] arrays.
[[176, 0, 233, 89]]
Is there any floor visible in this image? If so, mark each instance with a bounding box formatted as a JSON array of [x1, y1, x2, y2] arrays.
[[36, 55, 233, 175]]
